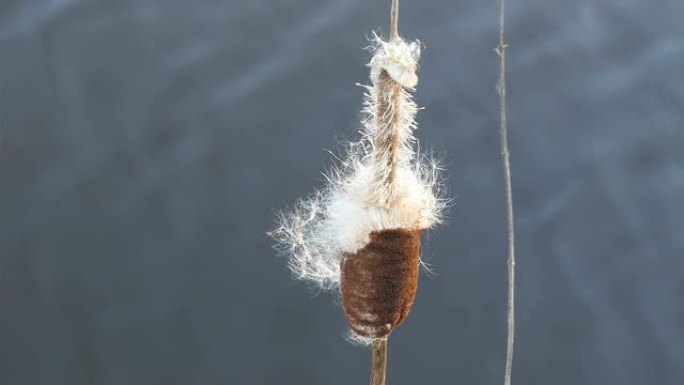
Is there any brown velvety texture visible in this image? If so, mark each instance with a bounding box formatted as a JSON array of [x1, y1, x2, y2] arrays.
[[340, 228, 422, 339]]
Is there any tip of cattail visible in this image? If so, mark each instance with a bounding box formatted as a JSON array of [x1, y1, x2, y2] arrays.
[[369, 34, 420, 89]]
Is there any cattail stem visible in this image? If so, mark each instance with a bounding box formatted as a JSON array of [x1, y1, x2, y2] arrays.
[[372, 70, 403, 207], [496, 0, 516, 384], [368, 4, 398, 385], [390, 0, 399, 41], [370, 337, 389, 385], [370, 0, 407, 208]]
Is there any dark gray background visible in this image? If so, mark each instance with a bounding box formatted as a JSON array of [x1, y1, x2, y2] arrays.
[[1, 0, 683, 384]]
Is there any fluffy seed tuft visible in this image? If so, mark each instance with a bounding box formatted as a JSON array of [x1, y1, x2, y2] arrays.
[[270, 35, 446, 292]]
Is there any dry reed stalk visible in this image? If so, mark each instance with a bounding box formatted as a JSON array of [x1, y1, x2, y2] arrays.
[[496, 0, 516, 384]]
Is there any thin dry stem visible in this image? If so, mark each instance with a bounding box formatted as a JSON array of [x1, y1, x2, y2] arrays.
[[390, 0, 399, 41], [496, 0, 516, 384], [369, 2, 399, 384], [370, 337, 388, 385]]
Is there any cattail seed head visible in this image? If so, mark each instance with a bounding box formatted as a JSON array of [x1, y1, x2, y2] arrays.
[[271, 33, 446, 344], [341, 229, 422, 339]]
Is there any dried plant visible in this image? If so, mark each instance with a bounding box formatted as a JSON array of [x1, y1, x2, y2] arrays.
[[270, 0, 446, 383], [496, 0, 517, 384]]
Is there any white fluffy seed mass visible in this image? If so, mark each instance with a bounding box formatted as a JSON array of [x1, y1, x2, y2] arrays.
[[271, 35, 446, 290]]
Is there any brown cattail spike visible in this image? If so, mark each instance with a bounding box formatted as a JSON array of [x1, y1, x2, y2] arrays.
[[340, 228, 422, 339]]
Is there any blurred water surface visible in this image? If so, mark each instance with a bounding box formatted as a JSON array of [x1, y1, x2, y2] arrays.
[[1, 1, 684, 384]]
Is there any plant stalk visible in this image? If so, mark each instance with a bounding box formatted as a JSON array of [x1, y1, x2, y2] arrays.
[[390, 0, 399, 41], [370, 337, 389, 385], [368, 3, 398, 385], [496, 0, 516, 384]]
